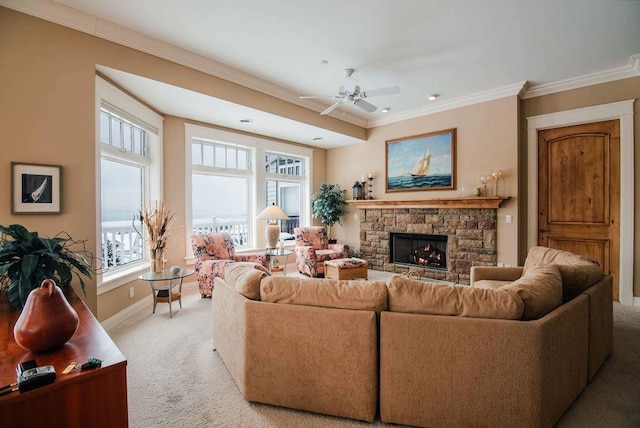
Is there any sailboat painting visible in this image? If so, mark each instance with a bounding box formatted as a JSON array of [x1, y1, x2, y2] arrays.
[[12, 162, 61, 214], [386, 128, 456, 192]]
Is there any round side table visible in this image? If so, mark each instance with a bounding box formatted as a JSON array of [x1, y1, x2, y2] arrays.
[[138, 268, 194, 318]]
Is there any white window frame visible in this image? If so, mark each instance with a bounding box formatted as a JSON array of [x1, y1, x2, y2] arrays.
[[95, 76, 164, 294], [185, 124, 312, 261]]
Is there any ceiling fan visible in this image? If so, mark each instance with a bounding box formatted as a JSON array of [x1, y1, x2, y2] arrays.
[[300, 68, 401, 115]]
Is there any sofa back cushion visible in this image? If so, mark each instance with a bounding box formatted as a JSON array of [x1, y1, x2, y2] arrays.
[[385, 275, 524, 320], [224, 262, 271, 300], [501, 264, 563, 320], [523, 246, 603, 301], [260, 277, 387, 312]]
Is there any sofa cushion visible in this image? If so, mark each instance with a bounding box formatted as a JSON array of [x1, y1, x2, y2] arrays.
[[523, 246, 603, 301], [260, 277, 387, 312], [224, 262, 271, 300], [501, 264, 563, 320], [385, 275, 524, 320]]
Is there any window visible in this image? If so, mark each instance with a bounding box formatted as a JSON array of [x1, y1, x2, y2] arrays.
[[265, 153, 304, 239], [192, 139, 251, 245], [96, 76, 163, 292], [185, 124, 312, 255]]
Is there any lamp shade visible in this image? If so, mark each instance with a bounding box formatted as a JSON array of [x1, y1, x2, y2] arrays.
[[256, 203, 289, 221], [256, 204, 289, 248]]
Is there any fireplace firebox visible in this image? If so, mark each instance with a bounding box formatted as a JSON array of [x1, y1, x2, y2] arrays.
[[390, 232, 448, 270]]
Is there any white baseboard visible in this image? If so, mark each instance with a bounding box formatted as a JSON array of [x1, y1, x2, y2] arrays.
[[101, 295, 153, 331]]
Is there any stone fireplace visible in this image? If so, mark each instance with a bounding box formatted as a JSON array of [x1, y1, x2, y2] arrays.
[[353, 197, 507, 284]]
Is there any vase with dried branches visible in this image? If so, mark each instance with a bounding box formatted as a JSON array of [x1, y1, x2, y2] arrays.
[[134, 201, 175, 273]]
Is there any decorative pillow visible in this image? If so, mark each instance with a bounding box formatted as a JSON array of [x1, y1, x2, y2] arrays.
[[260, 277, 388, 312], [385, 275, 524, 320], [523, 247, 603, 302], [501, 264, 563, 320], [224, 262, 271, 300]]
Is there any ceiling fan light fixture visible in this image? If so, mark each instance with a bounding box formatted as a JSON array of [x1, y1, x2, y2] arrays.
[[427, 94, 439, 101]]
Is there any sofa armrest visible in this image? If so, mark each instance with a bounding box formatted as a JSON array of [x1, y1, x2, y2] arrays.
[[470, 266, 523, 285], [581, 275, 613, 382]]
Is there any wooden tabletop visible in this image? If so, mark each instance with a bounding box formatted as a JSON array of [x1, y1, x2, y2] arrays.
[[0, 287, 126, 401]]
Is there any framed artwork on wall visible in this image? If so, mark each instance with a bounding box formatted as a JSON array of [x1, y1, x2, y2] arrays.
[[385, 128, 456, 192], [11, 162, 62, 214]]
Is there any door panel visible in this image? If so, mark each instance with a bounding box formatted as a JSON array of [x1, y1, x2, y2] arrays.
[[538, 120, 620, 300], [546, 238, 609, 273]]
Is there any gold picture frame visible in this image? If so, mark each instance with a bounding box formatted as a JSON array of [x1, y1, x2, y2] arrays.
[[386, 128, 456, 192]]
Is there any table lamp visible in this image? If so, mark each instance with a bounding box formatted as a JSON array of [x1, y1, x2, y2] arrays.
[[256, 203, 289, 248]]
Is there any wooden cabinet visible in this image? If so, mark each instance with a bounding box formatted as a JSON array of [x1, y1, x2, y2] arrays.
[[0, 289, 128, 428]]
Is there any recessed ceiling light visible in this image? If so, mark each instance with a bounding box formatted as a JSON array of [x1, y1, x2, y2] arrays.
[[239, 119, 253, 123], [381, 107, 391, 113], [312, 137, 323, 141], [427, 94, 439, 101]]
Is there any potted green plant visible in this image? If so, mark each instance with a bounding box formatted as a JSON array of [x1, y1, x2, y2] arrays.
[[0, 224, 92, 310], [311, 183, 348, 241]]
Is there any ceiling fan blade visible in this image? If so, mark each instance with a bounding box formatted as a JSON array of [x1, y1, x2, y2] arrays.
[[299, 95, 339, 99], [321, 100, 344, 115], [353, 98, 377, 113], [361, 86, 401, 98]]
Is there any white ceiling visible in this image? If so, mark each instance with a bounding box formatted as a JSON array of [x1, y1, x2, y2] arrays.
[[5, 0, 640, 148]]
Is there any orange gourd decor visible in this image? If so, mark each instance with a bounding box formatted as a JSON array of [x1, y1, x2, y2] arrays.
[[13, 279, 79, 352]]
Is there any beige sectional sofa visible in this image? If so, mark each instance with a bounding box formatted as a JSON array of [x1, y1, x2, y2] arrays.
[[212, 263, 385, 422], [211, 246, 612, 427]]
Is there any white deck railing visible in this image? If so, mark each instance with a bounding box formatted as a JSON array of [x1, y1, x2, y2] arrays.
[[101, 216, 299, 269]]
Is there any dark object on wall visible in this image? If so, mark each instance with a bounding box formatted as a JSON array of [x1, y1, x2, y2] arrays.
[[11, 162, 62, 214]]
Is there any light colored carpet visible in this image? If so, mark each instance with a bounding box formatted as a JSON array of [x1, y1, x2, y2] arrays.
[[107, 271, 640, 427]]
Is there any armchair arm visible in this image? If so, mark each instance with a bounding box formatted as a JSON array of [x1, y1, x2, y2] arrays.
[[295, 245, 318, 276], [328, 243, 349, 258], [470, 266, 523, 285], [234, 254, 270, 271]]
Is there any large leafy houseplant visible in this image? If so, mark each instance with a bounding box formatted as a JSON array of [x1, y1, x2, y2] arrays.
[[311, 183, 347, 240], [0, 224, 92, 310]]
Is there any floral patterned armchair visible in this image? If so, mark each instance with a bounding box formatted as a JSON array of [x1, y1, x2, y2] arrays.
[[191, 232, 270, 297], [294, 226, 349, 277]]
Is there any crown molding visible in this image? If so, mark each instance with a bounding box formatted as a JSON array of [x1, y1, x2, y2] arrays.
[[2, 1, 637, 129], [367, 81, 528, 128], [0, 0, 369, 128], [522, 54, 640, 99]]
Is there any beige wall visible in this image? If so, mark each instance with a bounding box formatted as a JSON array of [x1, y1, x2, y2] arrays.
[[1, 6, 638, 323], [0, 8, 329, 320], [327, 97, 520, 267], [521, 76, 640, 297]]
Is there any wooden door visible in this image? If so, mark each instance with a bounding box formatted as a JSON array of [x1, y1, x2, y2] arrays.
[[538, 120, 620, 300]]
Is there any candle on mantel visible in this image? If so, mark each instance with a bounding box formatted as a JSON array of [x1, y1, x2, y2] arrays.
[[368, 172, 373, 179], [361, 174, 365, 183]]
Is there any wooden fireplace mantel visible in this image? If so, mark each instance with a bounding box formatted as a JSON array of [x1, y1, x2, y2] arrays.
[[347, 196, 510, 209]]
